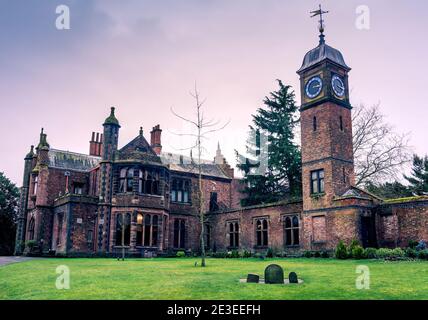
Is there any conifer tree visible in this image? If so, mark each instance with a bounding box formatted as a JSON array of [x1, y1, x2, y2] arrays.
[[405, 154, 428, 195], [237, 80, 301, 206]]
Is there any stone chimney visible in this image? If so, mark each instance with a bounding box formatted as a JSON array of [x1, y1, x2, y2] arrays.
[[89, 132, 103, 157], [150, 125, 162, 155]]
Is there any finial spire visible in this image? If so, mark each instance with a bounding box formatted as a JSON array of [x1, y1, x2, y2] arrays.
[[139, 126, 143, 136], [310, 4, 329, 44]]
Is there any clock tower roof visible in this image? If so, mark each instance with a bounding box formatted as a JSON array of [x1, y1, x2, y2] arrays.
[[297, 41, 350, 74]]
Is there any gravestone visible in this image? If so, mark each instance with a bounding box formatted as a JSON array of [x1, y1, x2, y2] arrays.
[[264, 264, 284, 284], [288, 272, 298, 284], [246, 274, 260, 283]]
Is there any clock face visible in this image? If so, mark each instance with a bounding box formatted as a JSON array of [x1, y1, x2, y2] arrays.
[[332, 74, 345, 97], [305, 76, 323, 99]]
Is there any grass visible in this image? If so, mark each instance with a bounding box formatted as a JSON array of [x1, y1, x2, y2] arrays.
[[0, 258, 428, 300]]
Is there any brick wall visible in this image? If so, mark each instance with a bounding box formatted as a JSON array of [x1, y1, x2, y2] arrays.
[[208, 201, 303, 252]]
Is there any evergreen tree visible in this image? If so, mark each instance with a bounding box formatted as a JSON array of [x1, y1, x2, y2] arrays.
[[404, 154, 428, 195], [365, 181, 412, 199], [237, 80, 301, 206], [0, 172, 19, 255]]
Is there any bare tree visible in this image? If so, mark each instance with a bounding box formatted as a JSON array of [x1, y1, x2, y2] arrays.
[[352, 103, 411, 186], [171, 84, 229, 267]]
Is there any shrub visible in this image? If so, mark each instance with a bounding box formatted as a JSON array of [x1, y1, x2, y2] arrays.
[[230, 250, 240, 258], [266, 248, 274, 258], [25, 240, 37, 250], [303, 250, 313, 258], [321, 251, 330, 258], [405, 248, 417, 258], [351, 245, 365, 259], [416, 240, 427, 251], [408, 240, 418, 249], [417, 249, 428, 260], [375, 248, 392, 259], [212, 251, 227, 258], [242, 250, 252, 258], [364, 247, 378, 259], [376, 248, 405, 260], [176, 251, 186, 258], [313, 251, 321, 258], [335, 241, 348, 259]]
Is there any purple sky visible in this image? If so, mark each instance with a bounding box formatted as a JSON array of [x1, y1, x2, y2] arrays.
[[1, 0, 427, 185]]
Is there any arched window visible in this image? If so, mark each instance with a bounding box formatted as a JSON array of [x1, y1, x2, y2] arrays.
[[115, 213, 130, 246], [313, 116, 317, 131], [284, 215, 299, 246], [28, 217, 35, 240], [256, 218, 268, 247], [119, 168, 134, 193], [228, 222, 239, 248], [174, 219, 186, 249]]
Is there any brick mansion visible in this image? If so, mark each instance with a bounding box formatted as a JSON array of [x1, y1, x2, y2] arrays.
[[14, 30, 428, 257]]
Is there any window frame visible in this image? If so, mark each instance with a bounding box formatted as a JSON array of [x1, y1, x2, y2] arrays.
[[284, 215, 300, 247], [171, 178, 191, 204], [255, 218, 269, 248], [310, 169, 325, 194], [227, 221, 239, 249]]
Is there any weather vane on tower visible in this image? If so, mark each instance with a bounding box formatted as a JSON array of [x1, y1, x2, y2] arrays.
[[310, 4, 329, 44]]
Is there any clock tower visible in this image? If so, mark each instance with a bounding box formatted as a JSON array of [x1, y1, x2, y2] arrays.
[[297, 6, 366, 249]]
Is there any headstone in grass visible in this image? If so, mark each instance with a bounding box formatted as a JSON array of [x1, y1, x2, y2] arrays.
[[264, 264, 284, 284], [288, 272, 298, 284], [246, 274, 260, 283]]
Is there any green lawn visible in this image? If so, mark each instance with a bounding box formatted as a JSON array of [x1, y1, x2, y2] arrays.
[[1, 258, 427, 300]]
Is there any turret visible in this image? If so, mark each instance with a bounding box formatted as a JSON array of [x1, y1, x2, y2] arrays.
[[14, 145, 35, 255], [102, 107, 120, 161]]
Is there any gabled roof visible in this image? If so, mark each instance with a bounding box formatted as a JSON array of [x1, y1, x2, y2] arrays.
[[48, 149, 100, 172], [118, 134, 162, 164]]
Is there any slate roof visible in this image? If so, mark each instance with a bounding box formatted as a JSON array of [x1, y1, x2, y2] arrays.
[[48, 149, 100, 172], [160, 152, 230, 179]]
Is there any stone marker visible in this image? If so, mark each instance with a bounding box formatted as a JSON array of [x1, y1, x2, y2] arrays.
[[288, 272, 298, 284], [264, 264, 284, 284], [246, 274, 260, 283]]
